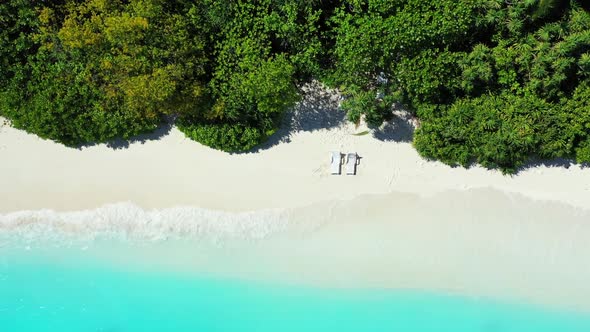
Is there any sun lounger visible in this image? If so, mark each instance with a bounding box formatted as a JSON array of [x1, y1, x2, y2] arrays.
[[331, 151, 342, 175], [346, 153, 359, 175]]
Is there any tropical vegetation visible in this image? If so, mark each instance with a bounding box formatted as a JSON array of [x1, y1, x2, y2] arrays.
[[1, 0, 589, 171]]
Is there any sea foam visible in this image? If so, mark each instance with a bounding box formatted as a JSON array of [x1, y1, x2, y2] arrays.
[[3, 189, 590, 314], [0, 202, 322, 247]]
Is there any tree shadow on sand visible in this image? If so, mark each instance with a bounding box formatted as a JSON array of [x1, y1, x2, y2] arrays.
[[76, 118, 175, 150], [250, 85, 420, 152], [370, 102, 418, 143], [249, 82, 347, 152], [516, 157, 589, 173], [372, 113, 416, 143]]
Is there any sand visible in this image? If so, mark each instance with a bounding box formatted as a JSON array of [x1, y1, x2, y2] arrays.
[[1, 81, 590, 313], [1, 81, 590, 213]]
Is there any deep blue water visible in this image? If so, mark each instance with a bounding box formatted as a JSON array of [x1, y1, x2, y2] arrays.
[[1, 250, 589, 332]]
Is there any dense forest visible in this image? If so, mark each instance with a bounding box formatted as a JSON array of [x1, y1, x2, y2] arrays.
[[1, 0, 589, 172]]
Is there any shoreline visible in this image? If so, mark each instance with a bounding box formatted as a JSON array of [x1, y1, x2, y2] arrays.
[[2, 188, 590, 314], [2, 84, 590, 314]]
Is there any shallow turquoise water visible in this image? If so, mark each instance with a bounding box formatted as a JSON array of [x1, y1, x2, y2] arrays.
[[1, 250, 590, 332]]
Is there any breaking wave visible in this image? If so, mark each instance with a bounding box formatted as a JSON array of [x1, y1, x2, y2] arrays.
[[0, 202, 332, 247]]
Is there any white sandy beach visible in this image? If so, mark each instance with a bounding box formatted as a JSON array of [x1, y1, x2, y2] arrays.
[[1, 82, 590, 213], [1, 82, 590, 313]]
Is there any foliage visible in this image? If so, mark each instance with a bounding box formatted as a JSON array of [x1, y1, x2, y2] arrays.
[[341, 90, 393, 127], [0, 0, 40, 85], [2, 0, 590, 169], [414, 93, 565, 173], [412, 2, 590, 172], [1, 0, 209, 146], [565, 82, 590, 164], [177, 122, 264, 153], [175, 0, 302, 151]]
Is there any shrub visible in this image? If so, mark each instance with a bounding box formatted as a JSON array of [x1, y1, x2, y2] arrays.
[[414, 93, 563, 173], [177, 122, 264, 152]]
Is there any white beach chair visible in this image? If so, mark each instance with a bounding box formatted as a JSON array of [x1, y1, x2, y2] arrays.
[[346, 153, 359, 175], [330, 151, 342, 175]]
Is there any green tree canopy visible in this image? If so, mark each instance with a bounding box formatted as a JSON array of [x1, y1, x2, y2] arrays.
[[1, 0, 590, 170]]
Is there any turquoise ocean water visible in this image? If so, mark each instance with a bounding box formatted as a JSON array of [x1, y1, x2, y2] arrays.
[[1, 248, 590, 332]]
